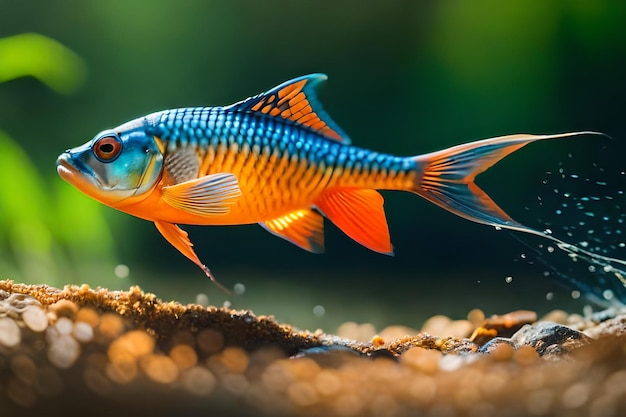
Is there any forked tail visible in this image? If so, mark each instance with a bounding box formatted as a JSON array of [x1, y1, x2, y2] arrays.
[[413, 132, 601, 235]]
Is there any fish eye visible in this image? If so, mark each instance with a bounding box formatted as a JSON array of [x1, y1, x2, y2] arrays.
[[93, 134, 123, 162]]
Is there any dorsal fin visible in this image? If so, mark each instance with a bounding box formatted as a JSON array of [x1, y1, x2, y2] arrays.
[[229, 74, 351, 144]]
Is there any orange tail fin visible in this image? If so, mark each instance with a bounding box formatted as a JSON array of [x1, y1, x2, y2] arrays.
[[414, 132, 601, 234]]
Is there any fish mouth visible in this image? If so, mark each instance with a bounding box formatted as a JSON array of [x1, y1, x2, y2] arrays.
[[56, 152, 104, 190]]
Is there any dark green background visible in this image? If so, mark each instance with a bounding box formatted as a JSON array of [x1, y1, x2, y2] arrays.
[[1, 1, 625, 330]]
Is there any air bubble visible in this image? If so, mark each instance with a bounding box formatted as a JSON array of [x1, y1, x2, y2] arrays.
[[195, 293, 209, 306], [588, 265, 596, 273], [114, 264, 130, 279], [505, 276, 513, 284], [546, 292, 554, 301], [312, 305, 326, 317], [547, 246, 554, 253], [571, 290, 581, 299], [233, 283, 246, 295], [602, 290, 614, 300]]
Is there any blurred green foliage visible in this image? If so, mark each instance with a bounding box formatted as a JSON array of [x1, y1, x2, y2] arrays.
[[0, 33, 118, 286], [0, 33, 86, 94], [1, 1, 625, 329]]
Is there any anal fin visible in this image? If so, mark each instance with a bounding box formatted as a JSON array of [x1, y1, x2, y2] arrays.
[[260, 208, 325, 253], [315, 188, 393, 255]]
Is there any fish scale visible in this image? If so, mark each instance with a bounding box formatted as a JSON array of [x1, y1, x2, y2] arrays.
[[57, 73, 598, 280]]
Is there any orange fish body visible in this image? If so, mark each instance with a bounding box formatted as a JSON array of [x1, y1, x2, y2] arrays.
[[57, 74, 594, 279]]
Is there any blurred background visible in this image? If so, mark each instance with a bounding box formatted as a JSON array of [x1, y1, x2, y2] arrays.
[[1, 1, 625, 332]]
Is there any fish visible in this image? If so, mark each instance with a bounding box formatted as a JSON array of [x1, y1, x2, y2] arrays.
[[56, 73, 596, 282]]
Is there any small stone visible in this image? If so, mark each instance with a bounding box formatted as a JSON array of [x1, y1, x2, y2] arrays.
[[182, 367, 216, 396], [401, 347, 440, 374], [141, 354, 179, 384], [73, 321, 94, 343], [510, 322, 592, 356], [478, 337, 516, 355], [0, 317, 21, 347], [75, 307, 99, 328], [169, 344, 198, 370], [21, 305, 48, 332], [420, 315, 451, 337], [196, 329, 224, 354], [47, 334, 81, 369], [55, 317, 74, 336], [49, 299, 78, 318]]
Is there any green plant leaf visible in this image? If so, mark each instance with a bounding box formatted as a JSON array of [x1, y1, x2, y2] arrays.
[[0, 33, 86, 94]]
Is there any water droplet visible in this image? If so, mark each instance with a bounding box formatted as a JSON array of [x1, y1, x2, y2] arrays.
[[494, 226, 502, 231]]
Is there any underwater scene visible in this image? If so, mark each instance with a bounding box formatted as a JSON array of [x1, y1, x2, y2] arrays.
[[1, 2, 625, 416]]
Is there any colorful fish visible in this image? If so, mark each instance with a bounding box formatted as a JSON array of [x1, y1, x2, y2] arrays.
[[56, 74, 593, 281]]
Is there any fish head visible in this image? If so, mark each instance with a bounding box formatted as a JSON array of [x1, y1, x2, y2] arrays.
[[57, 127, 163, 206]]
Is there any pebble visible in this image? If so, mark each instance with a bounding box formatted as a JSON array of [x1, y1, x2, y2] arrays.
[[510, 322, 592, 355], [21, 305, 48, 332], [0, 316, 21, 347], [47, 334, 81, 369]]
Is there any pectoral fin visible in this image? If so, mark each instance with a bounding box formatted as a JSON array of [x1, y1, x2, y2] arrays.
[[315, 188, 393, 255], [260, 208, 325, 253], [162, 173, 241, 216], [154, 221, 228, 290]]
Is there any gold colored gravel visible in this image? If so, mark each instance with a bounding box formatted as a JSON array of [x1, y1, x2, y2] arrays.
[[0, 280, 625, 417]]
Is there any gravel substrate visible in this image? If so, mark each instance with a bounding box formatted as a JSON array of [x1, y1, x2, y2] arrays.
[[0, 280, 624, 417]]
